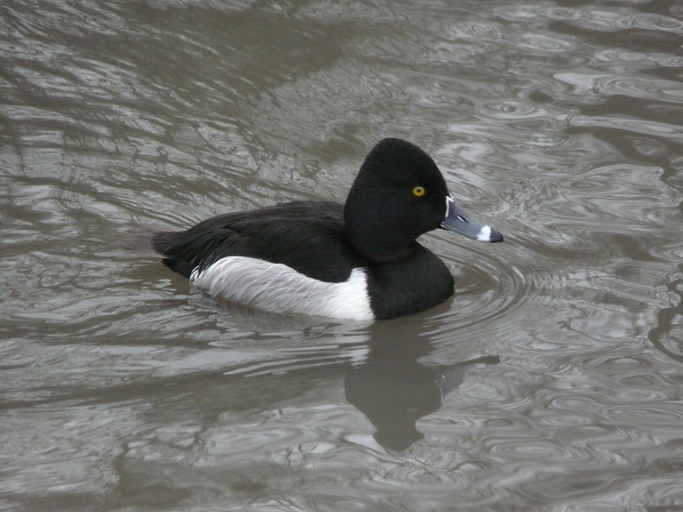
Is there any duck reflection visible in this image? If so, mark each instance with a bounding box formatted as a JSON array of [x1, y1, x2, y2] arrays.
[[344, 318, 499, 451]]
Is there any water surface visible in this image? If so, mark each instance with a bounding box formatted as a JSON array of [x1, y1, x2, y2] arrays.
[[2, 0, 683, 510]]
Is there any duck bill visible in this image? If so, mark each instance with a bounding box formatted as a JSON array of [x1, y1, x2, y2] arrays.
[[440, 196, 503, 242]]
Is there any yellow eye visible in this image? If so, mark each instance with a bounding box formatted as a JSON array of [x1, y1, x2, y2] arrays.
[[412, 186, 426, 197]]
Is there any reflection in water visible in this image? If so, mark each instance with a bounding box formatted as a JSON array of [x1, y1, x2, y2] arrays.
[[346, 321, 499, 451]]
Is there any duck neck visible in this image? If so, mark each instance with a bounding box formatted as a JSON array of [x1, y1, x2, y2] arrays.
[[344, 205, 416, 263]]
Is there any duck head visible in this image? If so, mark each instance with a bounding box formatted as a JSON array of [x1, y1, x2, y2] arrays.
[[344, 138, 502, 262]]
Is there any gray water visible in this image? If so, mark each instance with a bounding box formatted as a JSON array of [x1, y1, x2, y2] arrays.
[[2, 1, 683, 510]]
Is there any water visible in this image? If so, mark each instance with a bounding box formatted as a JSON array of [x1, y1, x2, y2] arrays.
[[1, 0, 682, 510]]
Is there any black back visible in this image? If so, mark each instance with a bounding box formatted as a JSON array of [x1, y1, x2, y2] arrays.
[[153, 201, 365, 282]]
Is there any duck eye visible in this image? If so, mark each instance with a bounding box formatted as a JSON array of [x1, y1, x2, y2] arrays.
[[412, 186, 426, 197]]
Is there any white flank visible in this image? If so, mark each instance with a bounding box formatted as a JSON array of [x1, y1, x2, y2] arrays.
[[190, 256, 374, 320], [476, 224, 492, 241]]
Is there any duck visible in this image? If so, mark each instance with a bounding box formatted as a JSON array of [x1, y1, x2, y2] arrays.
[[148, 138, 503, 320]]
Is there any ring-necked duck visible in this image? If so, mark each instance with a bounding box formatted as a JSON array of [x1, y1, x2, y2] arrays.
[[149, 138, 502, 320]]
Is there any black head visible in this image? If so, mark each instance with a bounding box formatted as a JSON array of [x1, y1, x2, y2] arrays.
[[344, 138, 502, 262]]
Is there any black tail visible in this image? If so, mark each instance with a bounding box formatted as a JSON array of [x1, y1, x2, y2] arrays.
[[150, 230, 181, 255], [118, 225, 165, 254], [120, 226, 195, 278], [151, 231, 196, 278]]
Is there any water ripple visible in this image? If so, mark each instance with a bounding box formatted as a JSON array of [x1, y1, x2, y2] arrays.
[[3, 0, 683, 510], [556, 72, 683, 104]]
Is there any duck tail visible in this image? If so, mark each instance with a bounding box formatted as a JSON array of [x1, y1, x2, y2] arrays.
[[119, 226, 195, 278], [150, 231, 197, 278], [150, 230, 182, 255], [118, 225, 171, 255]]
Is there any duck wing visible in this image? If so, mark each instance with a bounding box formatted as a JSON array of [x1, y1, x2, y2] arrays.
[[151, 201, 365, 282]]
